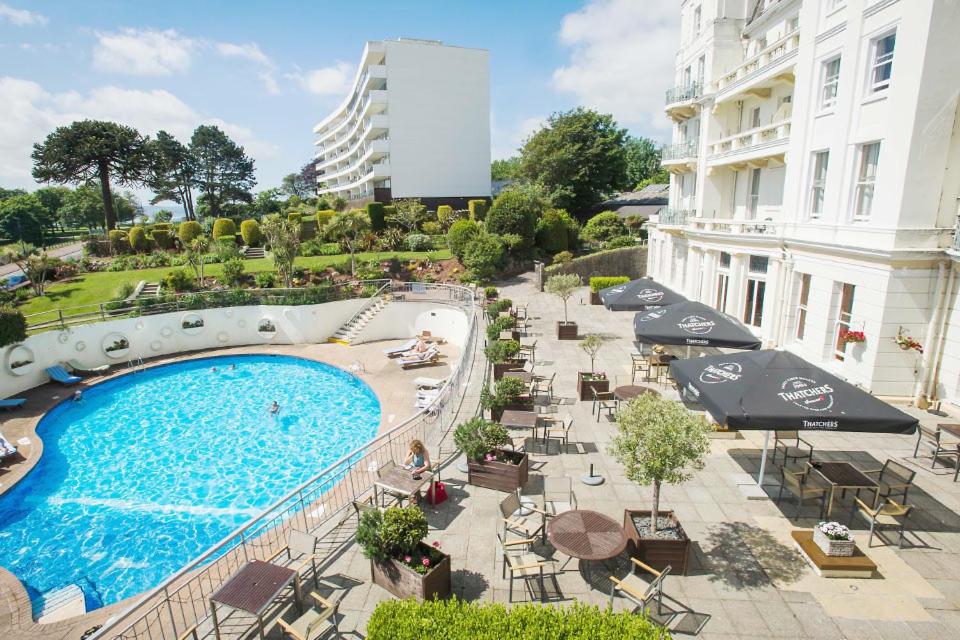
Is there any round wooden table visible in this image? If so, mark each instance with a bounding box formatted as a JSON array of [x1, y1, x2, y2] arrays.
[[546, 510, 627, 561], [613, 385, 660, 402]]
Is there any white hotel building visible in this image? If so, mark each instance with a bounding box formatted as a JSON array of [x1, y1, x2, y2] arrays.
[[312, 38, 491, 208], [647, 0, 960, 403]]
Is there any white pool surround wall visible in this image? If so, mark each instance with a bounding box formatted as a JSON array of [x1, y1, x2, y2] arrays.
[[1, 299, 470, 399]]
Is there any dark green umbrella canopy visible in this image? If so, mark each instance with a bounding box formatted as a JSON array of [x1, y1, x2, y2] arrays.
[[633, 301, 762, 349], [599, 277, 687, 310], [670, 350, 917, 434]]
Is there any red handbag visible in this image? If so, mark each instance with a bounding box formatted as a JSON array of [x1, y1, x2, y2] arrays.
[[426, 481, 448, 505]]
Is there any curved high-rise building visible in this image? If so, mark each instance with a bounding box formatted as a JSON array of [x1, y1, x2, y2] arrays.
[[313, 38, 491, 208]]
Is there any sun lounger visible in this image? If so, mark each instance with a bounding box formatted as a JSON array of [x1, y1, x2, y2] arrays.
[[0, 398, 25, 410], [46, 365, 81, 386], [414, 376, 446, 390], [417, 330, 446, 344], [383, 338, 418, 358], [0, 433, 17, 461], [66, 359, 109, 375], [416, 389, 440, 409], [397, 347, 440, 369]]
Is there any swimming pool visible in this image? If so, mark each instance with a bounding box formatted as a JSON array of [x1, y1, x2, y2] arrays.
[[0, 354, 381, 612]]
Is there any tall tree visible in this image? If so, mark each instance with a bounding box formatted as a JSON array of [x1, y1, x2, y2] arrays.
[[188, 125, 256, 219], [298, 161, 319, 197], [624, 136, 664, 189], [146, 130, 197, 220], [517, 108, 628, 216], [281, 169, 312, 199], [261, 216, 302, 287], [59, 183, 106, 229], [491, 157, 520, 181], [324, 209, 370, 275], [33, 186, 72, 232], [31, 120, 150, 230], [0, 194, 46, 247]]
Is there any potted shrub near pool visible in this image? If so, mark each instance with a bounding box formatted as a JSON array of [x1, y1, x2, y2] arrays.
[[545, 274, 580, 340], [356, 505, 451, 601], [481, 377, 533, 422], [455, 417, 529, 492], [610, 394, 710, 575]]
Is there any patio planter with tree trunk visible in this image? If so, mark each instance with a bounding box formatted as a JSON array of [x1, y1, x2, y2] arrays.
[[357, 505, 451, 601], [454, 417, 529, 492], [545, 273, 580, 340], [482, 377, 532, 421], [609, 393, 710, 575], [577, 334, 609, 400]]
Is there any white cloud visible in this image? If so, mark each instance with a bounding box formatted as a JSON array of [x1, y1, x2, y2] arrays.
[[92, 28, 195, 76], [552, 0, 678, 137], [0, 3, 48, 26], [215, 41, 279, 95], [0, 77, 278, 190], [288, 62, 354, 96]]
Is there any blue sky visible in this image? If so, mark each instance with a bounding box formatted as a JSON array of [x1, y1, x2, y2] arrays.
[[0, 0, 678, 195]]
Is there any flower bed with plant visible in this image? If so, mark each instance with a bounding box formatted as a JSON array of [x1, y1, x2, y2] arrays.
[[454, 417, 513, 463], [814, 521, 855, 556]]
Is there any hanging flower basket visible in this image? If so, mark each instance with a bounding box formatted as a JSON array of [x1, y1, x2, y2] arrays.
[[894, 330, 923, 353], [813, 522, 855, 557], [839, 328, 865, 345]]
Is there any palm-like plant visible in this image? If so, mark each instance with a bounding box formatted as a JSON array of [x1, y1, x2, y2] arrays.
[[325, 209, 371, 276]]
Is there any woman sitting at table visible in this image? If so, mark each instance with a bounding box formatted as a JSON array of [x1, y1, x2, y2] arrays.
[[403, 440, 432, 505]]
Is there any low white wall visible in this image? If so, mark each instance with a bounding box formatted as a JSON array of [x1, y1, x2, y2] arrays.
[[353, 302, 469, 348], [1, 299, 366, 399]]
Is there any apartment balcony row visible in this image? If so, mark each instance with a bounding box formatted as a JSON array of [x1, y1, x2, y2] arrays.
[[656, 207, 696, 228], [664, 82, 702, 121], [687, 216, 781, 237], [317, 162, 391, 195], [315, 116, 390, 164], [314, 89, 389, 141], [713, 28, 799, 105], [706, 119, 790, 169], [319, 143, 390, 183], [661, 139, 699, 174]]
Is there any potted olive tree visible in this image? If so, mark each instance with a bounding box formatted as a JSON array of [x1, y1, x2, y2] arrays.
[[356, 505, 451, 601], [609, 394, 710, 575], [545, 273, 580, 340], [454, 417, 529, 492], [481, 376, 532, 421], [576, 334, 610, 401]]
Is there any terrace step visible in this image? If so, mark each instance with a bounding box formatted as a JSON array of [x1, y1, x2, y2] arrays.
[[244, 246, 266, 259], [136, 282, 161, 299], [328, 297, 388, 345]]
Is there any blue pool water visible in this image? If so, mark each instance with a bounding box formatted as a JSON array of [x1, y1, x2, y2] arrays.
[[0, 354, 380, 611]]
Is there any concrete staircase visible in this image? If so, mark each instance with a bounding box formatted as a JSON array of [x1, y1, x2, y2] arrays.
[[137, 282, 161, 299], [244, 246, 266, 259], [328, 297, 388, 345]]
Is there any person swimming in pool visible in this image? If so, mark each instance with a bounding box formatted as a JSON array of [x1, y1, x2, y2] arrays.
[[270, 401, 280, 415], [73, 390, 83, 402]]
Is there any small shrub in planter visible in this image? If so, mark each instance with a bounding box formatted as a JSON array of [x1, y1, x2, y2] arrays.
[[484, 286, 498, 300], [480, 376, 530, 420], [484, 339, 519, 364], [454, 417, 528, 492], [484, 298, 512, 320], [0, 307, 27, 348], [545, 273, 580, 339], [485, 315, 516, 342]]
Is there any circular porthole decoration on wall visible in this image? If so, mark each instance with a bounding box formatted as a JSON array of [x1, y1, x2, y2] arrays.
[[181, 313, 204, 335], [75, 340, 86, 352], [257, 318, 277, 339], [102, 332, 130, 359], [6, 344, 35, 376], [150, 340, 162, 352], [217, 331, 229, 344], [237, 319, 247, 329], [57, 331, 70, 344], [160, 326, 174, 338], [135, 319, 145, 331]]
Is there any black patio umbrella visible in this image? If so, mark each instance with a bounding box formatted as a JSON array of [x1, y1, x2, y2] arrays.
[[599, 277, 687, 310], [670, 350, 918, 486], [633, 301, 762, 350]]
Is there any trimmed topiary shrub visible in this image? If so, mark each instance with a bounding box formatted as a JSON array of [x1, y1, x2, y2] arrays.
[[212, 218, 237, 240], [287, 212, 302, 224], [0, 306, 27, 347], [468, 199, 488, 221], [553, 250, 573, 264], [421, 221, 442, 235], [589, 276, 630, 292], [128, 226, 149, 253], [604, 235, 636, 249], [485, 189, 542, 250], [581, 211, 628, 243], [150, 228, 174, 250], [382, 204, 397, 221], [367, 202, 386, 231], [436, 204, 456, 229], [446, 219, 482, 260], [178, 220, 203, 245], [463, 233, 505, 281], [405, 233, 432, 252], [367, 599, 664, 640], [108, 229, 130, 254], [240, 219, 262, 246]]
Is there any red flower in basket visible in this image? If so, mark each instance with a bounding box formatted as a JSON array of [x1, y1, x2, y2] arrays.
[[839, 328, 866, 345]]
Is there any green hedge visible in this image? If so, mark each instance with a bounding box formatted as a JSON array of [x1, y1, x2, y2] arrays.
[[108, 229, 129, 253], [287, 212, 303, 224], [240, 219, 262, 246], [367, 202, 386, 231], [212, 218, 237, 240], [178, 221, 203, 245], [128, 226, 148, 252], [0, 306, 27, 347], [367, 599, 664, 640], [150, 228, 174, 250], [589, 276, 630, 292], [316, 209, 335, 228], [468, 199, 488, 221]]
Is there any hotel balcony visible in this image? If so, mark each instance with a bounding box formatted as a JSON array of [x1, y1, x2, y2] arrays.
[[687, 216, 782, 238], [656, 207, 695, 229], [713, 28, 799, 105], [664, 82, 702, 121], [706, 119, 791, 170], [661, 139, 699, 174]]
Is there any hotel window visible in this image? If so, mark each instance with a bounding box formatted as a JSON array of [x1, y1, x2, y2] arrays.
[[693, 6, 702, 35], [834, 283, 856, 361], [809, 151, 829, 218], [684, 66, 692, 87], [828, 0, 847, 11], [746, 168, 761, 219], [697, 55, 705, 87], [744, 256, 768, 327], [795, 273, 811, 341], [716, 252, 731, 312], [820, 57, 841, 109], [750, 107, 761, 129], [853, 142, 880, 220], [869, 31, 896, 94]]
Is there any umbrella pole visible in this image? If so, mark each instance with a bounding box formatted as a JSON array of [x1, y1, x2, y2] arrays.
[[757, 430, 770, 487], [686, 345, 691, 358]]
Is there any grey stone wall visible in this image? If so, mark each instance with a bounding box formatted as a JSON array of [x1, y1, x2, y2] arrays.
[[543, 246, 648, 285]]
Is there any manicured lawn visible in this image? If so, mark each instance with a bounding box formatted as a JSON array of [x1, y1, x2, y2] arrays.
[[19, 250, 451, 318]]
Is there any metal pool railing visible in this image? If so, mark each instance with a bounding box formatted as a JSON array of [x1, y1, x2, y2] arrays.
[[91, 281, 479, 640]]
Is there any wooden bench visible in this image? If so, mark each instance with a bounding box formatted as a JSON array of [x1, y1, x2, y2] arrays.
[[791, 530, 877, 578]]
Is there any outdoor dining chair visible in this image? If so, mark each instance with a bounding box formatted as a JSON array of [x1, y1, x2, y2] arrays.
[[913, 425, 959, 469], [771, 431, 814, 467], [518, 340, 536, 363], [532, 372, 556, 403], [848, 497, 913, 548], [776, 466, 829, 519], [541, 413, 572, 452], [591, 387, 617, 422], [609, 558, 671, 618], [277, 590, 341, 640], [542, 476, 578, 516], [499, 492, 545, 541], [861, 459, 916, 503], [267, 530, 321, 588], [499, 535, 555, 602], [630, 352, 649, 384]]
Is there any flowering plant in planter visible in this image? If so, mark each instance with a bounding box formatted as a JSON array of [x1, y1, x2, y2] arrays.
[[839, 328, 866, 345], [402, 541, 445, 575], [894, 330, 923, 353], [817, 521, 853, 541], [580, 371, 607, 381]]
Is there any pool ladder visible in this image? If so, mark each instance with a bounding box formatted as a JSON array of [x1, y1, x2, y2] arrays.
[[127, 356, 144, 373]]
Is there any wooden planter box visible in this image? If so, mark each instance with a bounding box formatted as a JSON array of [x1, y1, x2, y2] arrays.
[[557, 321, 578, 340], [492, 359, 526, 381], [577, 372, 610, 401], [466, 448, 529, 492], [623, 509, 690, 575], [371, 544, 451, 601], [590, 290, 602, 305], [490, 401, 534, 422], [707, 427, 743, 440]]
